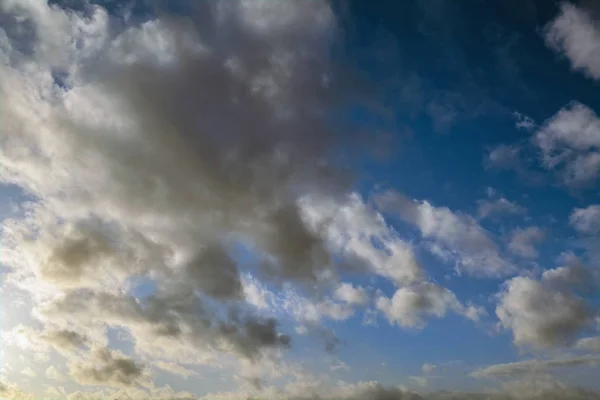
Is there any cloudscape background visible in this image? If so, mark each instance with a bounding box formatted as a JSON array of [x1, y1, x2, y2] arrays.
[[1, 0, 600, 399]]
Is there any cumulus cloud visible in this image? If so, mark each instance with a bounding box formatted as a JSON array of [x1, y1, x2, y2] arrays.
[[375, 190, 514, 277], [334, 283, 369, 306], [545, 2, 600, 80], [376, 283, 484, 329], [496, 266, 596, 349], [534, 102, 600, 187], [507, 227, 544, 259], [570, 205, 600, 234], [470, 355, 600, 378], [576, 336, 600, 352]]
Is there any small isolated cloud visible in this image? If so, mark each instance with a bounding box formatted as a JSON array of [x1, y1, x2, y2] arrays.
[[486, 144, 523, 171], [471, 355, 600, 378], [545, 3, 600, 80], [477, 197, 527, 220], [514, 112, 536, 131], [496, 266, 596, 349], [376, 282, 484, 329], [534, 102, 600, 187], [334, 283, 369, 306], [508, 227, 544, 259], [375, 190, 514, 277], [422, 363, 436, 373], [570, 205, 600, 234]]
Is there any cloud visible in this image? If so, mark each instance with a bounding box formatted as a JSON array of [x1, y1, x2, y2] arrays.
[[376, 282, 484, 329], [507, 227, 544, 259], [375, 190, 514, 277], [485, 144, 523, 171], [570, 205, 600, 234], [470, 355, 600, 378], [545, 2, 600, 80], [333, 283, 369, 306], [0, 0, 392, 376], [45, 365, 65, 381], [576, 336, 600, 352], [496, 267, 595, 349], [534, 102, 600, 187], [477, 197, 527, 220], [69, 346, 146, 387], [422, 363, 436, 373], [301, 193, 424, 285], [154, 361, 199, 379], [20, 367, 36, 378]]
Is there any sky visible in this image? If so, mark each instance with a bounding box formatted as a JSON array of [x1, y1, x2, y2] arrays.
[[0, 0, 600, 399]]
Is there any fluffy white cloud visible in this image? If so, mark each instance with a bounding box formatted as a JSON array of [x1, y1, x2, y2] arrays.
[[570, 205, 600, 234], [301, 193, 424, 285], [508, 227, 544, 259], [334, 283, 369, 306], [375, 191, 514, 277], [496, 266, 596, 349], [534, 102, 600, 187], [545, 3, 600, 80], [376, 283, 484, 329]]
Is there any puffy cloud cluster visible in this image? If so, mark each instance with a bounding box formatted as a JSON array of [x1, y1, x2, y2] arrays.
[[0, 0, 378, 387], [375, 283, 484, 329], [507, 227, 544, 260], [545, 2, 600, 80], [496, 262, 598, 349], [534, 102, 600, 187]]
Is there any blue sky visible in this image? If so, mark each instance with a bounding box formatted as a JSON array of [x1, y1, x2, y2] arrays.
[[1, 1, 600, 399]]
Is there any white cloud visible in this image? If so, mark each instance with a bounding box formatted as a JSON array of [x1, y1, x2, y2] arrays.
[[570, 205, 600, 234], [154, 361, 198, 379], [300, 193, 424, 285], [545, 3, 600, 80], [508, 227, 544, 259], [496, 268, 595, 349], [534, 102, 600, 187], [477, 197, 527, 220], [470, 355, 600, 378], [333, 283, 369, 306], [576, 337, 600, 352], [486, 144, 522, 170], [375, 190, 514, 277], [376, 283, 484, 329]]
